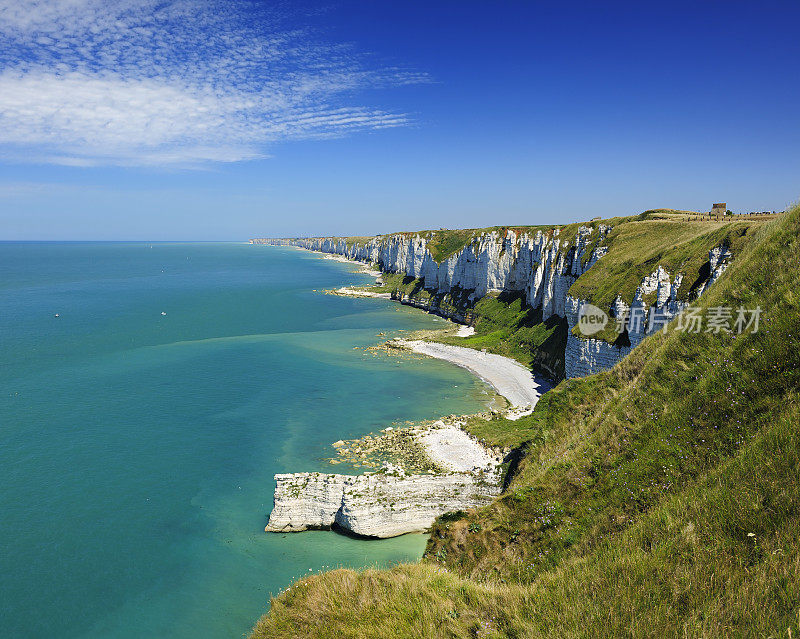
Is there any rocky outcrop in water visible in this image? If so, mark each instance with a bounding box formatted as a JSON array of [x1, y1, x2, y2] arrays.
[[265, 470, 500, 538]]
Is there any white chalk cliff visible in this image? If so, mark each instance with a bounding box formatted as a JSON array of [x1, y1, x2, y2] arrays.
[[564, 245, 731, 378], [256, 224, 734, 539], [269, 226, 608, 321], [259, 226, 731, 380], [265, 470, 501, 538]]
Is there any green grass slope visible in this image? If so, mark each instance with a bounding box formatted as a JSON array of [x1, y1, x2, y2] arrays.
[[568, 215, 764, 313], [251, 206, 799, 638], [366, 276, 568, 379], [368, 214, 770, 361], [436, 291, 568, 380]]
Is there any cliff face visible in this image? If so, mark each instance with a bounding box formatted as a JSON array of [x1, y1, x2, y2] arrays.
[[265, 470, 501, 538], [257, 222, 734, 380], [267, 226, 607, 321], [563, 245, 731, 377]]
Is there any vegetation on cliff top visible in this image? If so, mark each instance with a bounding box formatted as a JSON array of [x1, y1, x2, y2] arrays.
[[251, 206, 799, 638], [568, 215, 765, 312], [361, 214, 771, 370], [425, 229, 478, 263], [350, 212, 770, 324]]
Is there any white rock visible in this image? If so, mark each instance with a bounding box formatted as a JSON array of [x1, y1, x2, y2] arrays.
[[265, 471, 500, 538], [267, 233, 731, 380]]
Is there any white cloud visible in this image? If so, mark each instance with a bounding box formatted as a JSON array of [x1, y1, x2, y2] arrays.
[[0, 0, 426, 166]]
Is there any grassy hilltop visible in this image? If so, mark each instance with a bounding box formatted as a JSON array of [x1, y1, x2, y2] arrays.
[[360, 211, 770, 377], [251, 207, 799, 638]]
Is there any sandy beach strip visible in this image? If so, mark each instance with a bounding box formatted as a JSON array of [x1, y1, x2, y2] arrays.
[[419, 422, 501, 472], [395, 340, 549, 416]]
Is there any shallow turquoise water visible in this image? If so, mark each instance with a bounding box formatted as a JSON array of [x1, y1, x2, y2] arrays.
[[0, 243, 489, 638]]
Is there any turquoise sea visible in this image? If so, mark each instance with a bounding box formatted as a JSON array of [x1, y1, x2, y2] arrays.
[[0, 242, 490, 638]]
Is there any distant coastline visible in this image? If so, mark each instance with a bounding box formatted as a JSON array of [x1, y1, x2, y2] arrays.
[[260, 243, 550, 538]]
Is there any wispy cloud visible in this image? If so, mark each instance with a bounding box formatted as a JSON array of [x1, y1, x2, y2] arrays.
[[0, 0, 427, 166]]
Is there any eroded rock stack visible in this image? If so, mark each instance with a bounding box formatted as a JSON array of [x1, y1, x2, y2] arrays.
[[265, 470, 500, 538]]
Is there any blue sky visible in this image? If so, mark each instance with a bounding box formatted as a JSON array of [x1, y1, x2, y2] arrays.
[[0, 0, 798, 240]]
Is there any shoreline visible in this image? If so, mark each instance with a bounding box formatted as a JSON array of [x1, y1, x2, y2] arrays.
[[329, 416, 505, 475], [278, 239, 551, 424], [320, 251, 383, 277], [262, 244, 549, 538], [393, 339, 549, 420], [310, 251, 546, 417], [330, 286, 391, 298]]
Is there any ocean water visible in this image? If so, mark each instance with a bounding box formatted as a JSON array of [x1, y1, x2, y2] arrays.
[[0, 242, 490, 638]]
